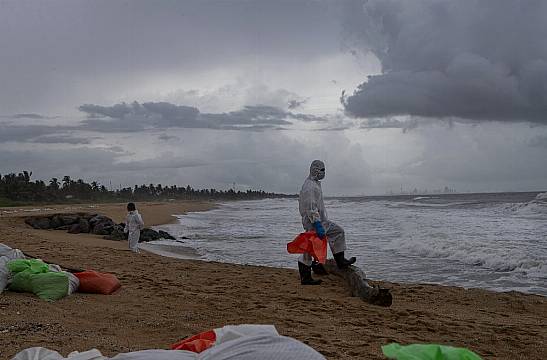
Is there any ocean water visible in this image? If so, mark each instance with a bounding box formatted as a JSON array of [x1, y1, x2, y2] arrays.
[[150, 192, 547, 296]]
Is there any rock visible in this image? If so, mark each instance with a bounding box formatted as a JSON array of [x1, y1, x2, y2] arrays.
[[158, 230, 176, 240], [59, 215, 80, 225], [54, 225, 72, 230], [89, 215, 112, 227], [25, 217, 51, 229], [50, 215, 64, 229], [139, 228, 161, 242], [78, 219, 90, 233], [81, 213, 98, 221], [323, 259, 393, 307], [103, 225, 127, 241], [92, 221, 114, 235], [68, 224, 81, 234]]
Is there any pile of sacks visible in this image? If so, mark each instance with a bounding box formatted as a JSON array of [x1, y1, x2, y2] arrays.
[[11, 325, 327, 360], [0, 243, 120, 301]]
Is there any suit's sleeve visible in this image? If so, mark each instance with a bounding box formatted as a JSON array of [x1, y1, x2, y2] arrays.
[[137, 214, 144, 230]]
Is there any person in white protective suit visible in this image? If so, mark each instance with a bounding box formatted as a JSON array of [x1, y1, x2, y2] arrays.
[[124, 202, 144, 253], [297, 160, 356, 285]]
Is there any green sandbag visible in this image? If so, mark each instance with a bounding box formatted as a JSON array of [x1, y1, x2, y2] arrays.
[[7, 259, 69, 301], [382, 343, 482, 360], [8, 259, 49, 274], [30, 272, 69, 301], [8, 259, 50, 293]]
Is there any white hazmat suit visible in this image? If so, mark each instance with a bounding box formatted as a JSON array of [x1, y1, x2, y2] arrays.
[[298, 160, 347, 266], [124, 210, 144, 253]]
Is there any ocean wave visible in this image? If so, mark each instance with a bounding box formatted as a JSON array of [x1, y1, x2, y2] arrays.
[[392, 236, 546, 276], [386, 201, 477, 208], [507, 192, 547, 216]]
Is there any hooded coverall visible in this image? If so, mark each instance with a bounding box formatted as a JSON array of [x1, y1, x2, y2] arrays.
[[125, 210, 144, 253], [298, 160, 347, 266]]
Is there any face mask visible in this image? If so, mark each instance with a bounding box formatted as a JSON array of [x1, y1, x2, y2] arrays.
[[317, 168, 325, 180]]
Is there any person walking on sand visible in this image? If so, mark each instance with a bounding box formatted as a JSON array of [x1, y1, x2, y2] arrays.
[[297, 160, 356, 285], [124, 202, 144, 253]]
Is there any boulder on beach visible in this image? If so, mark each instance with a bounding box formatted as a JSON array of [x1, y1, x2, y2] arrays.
[[25, 217, 51, 230], [103, 225, 127, 241]]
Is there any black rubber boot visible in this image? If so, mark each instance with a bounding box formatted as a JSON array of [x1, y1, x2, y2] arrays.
[[311, 261, 328, 275], [333, 251, 356, 269], [298, 262, 322, 285]]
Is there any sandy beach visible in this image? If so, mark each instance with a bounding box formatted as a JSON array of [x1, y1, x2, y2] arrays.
[[0, 201, 545, 359]]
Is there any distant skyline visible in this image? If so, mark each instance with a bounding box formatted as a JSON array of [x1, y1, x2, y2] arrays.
[[1, 0, 547, 195]]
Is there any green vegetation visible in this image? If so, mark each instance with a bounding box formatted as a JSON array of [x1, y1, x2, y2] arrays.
[[0, 171, 291, 206]]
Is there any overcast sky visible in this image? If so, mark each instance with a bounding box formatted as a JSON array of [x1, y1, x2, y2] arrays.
[[1, 0, 546, 195]]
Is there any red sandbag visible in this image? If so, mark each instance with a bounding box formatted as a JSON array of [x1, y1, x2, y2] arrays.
[[74, 270, 121, 295], [287, 231, 327, 264], [171, 329, 216, 353]]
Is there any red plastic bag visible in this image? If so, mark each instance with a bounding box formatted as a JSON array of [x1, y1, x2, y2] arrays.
[[287, 231, 327, 264], [74, 270, 121, 295], [171, 329, 216, 353]]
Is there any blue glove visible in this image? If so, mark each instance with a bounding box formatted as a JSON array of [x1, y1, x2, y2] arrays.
[[313, 220, 326, 238]]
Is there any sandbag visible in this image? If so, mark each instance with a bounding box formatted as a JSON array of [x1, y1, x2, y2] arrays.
[[382, 343, 483, 360], [10, 347, 105, 360], [48, 264, 80, 295], [30, 272, 69, 301], [0, 257, 11, 293], [0, 243, 13, 257], [7, 259, 70, 301], [74, 270, 121, 295], [9, 259, 49, 274], [8, 259, 50, 293], [66, 272, 80, 295]]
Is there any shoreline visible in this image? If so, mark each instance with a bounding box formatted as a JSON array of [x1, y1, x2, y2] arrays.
[[1, 201, 545, 359]]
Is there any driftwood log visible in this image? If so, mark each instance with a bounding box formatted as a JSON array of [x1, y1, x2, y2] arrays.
[[323, 259, 393, 307]]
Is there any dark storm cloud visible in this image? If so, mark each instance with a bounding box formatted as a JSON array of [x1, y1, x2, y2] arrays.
[[341, 0, 547, 124], [79, 102, 327, 131]]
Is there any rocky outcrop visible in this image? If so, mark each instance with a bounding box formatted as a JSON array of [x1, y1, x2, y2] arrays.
[[103, 225, 127, 241], [24, 213, 177, 243], [24, 217, 51, 229]]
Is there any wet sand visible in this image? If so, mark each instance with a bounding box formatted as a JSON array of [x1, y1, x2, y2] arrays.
[[0, 201, 545, 359]]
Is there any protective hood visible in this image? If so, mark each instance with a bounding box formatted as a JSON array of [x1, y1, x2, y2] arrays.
[[309, 160, 325, 181]]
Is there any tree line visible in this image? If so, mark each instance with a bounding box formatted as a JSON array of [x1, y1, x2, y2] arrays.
[[0, 171, 292, 205]]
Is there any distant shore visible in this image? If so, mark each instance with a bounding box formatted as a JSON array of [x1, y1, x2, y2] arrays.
[[1, 201, 545, 359]]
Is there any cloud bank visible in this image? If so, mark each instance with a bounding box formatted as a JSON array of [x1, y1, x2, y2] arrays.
[[342, 0, 547, 124]]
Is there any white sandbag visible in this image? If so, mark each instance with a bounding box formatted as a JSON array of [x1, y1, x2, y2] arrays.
[[213, 324, 278, 345], [10, 347, 64, 360], [199, 334, 326, 360], [11, 348, 105, 360], [110, 350, 196, 360], [65, 272, 80, 295], [48, 264, 62, 272], [0, 243, 13, 257], [0, 256, 11, 293]]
